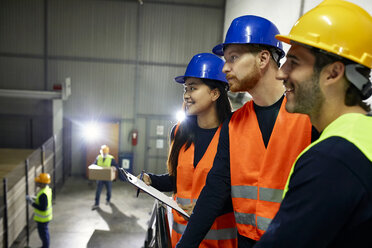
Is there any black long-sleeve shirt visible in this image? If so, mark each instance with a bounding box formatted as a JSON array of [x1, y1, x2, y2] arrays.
[[254, 136, 372, 248]]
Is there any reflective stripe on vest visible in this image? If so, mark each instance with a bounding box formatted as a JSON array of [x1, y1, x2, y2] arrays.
[[97, 154, 113, 167], [283, 113, 372, 198], [34, 186, 53, 223], [175, 197, 192, 205], [172, 124, 237, 248], [231, 186, 283, 203], [229, 98, 312, 241], [233, 212, 272, 232]]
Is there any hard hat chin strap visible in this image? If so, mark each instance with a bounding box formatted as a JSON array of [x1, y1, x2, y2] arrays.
[[345, 64, 372, 100], [270, 49, 281, 67]]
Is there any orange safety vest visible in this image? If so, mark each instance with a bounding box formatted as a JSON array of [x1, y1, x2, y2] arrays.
[[229, 98, 312, 241], [172, 126, 238, 248]]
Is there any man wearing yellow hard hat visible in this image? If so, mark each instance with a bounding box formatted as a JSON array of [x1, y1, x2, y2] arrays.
[[91, 144, 117, 210], [26, 172, 53, 248], [254, 0, 372, 247]]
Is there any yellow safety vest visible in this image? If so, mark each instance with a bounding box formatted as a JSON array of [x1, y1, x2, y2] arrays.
[[97, 154, 113, 167], [34, 185, 53, 223], [283, 113, 372, 198]]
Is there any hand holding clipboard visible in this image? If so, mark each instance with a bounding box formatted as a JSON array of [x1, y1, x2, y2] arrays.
[[118, 168, 190, 220]]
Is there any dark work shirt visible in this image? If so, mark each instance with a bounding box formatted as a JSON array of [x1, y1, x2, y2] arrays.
[[254, 96, 283, 147], [177, 97, 318, 247], [193, 125, 219, 166], [32, 193, 48, 211], [255, 136, 372, 248], [254, 96, 319, 146]]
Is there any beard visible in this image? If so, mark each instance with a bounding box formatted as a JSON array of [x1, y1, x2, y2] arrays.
[[287, 72, 325, 116], [227, 63, 261, 92]]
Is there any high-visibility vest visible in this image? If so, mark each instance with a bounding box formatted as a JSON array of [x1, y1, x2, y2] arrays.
[[97, 154, 113, 167], [229, 98, 312, 241], [172, 125, 238, 248], [283, 113, 372, 198], [34, 185, 53, 223]]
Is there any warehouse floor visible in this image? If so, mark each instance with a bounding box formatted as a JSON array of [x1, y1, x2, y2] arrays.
[[27, 176, 156, 248]]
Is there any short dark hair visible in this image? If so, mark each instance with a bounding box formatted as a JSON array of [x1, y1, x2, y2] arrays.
[[308, 47, 371, 112]]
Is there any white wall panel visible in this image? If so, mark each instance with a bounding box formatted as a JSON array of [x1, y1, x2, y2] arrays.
[[137, 65, 184, 115], [48, 60, 136, 119], [303, 0, 372, 14], [0, 57, 44, 90], [139, 3, 224, 64], [0, 0, 44, 54], [49, 0, 138, 60]]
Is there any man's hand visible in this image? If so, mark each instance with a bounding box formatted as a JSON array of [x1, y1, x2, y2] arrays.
[[137, 173, 152, 186], [26, 195, 35, 205]]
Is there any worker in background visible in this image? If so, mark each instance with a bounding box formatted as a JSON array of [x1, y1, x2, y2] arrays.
[[91, 144, 117, 210], [26, 173, 53, 248], [140, 53, 237, 247], [254, 1, 372, 247], [177, 15, 317, 248]]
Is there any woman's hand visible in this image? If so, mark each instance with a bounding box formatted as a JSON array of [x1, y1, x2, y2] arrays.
[[137, 173, 152, 186]]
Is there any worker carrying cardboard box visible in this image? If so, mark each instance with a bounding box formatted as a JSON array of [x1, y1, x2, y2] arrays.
[[91, 145, 117, 210], [26, 172, 53, 248]]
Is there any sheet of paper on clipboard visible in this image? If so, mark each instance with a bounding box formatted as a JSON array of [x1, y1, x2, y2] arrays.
[[119, 168, 190, 219]]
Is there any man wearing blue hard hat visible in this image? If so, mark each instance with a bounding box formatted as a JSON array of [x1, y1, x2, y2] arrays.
[[176, 16, 316, 247]]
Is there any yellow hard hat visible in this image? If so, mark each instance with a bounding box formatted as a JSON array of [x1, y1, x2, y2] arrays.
[[100, 145, 109, 154], [35, 173, 51, 184], [276, 0, 372, 69]]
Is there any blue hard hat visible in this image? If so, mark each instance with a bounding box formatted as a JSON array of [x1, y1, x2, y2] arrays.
[[212, 15, 285, 59], [175, 53, 228, 84]]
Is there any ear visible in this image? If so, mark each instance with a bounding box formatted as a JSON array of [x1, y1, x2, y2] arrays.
[[257, 50, 271, 69], [210, 88, 221, 101], [324, 61, 345, 85]]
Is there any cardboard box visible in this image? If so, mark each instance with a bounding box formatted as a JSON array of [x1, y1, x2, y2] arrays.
[[88, 164, 116, 181]]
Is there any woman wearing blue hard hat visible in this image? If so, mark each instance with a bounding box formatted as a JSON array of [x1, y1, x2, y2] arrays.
[[139, 53, 237, 247]]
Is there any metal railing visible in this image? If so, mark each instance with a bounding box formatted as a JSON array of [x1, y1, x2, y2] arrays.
[[144, 200, 172, 248]]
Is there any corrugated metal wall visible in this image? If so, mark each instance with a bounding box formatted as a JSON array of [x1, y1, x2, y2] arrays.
[[0, 0, 225, 175]]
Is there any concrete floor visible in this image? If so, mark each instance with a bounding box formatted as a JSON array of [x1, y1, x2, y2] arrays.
[[27, 176, 155, 248]]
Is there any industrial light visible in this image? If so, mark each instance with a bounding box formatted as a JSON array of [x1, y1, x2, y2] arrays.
[[82, 122, 101, 142], [176, 110, 186, 122]]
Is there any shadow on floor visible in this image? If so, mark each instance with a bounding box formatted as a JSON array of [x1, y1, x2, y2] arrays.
[[87, 202, 146, 248]]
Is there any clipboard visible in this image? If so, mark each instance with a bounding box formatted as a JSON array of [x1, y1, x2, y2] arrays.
[[119, 168, 190, 220]]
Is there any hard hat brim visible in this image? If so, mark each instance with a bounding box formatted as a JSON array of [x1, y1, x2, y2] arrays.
[[174, 76, 185, 84], [212, 44, 224, 56], [275, 34, 291, 45]]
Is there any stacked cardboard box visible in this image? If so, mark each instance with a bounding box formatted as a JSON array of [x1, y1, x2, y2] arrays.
[[88, 164, 116, 181]]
